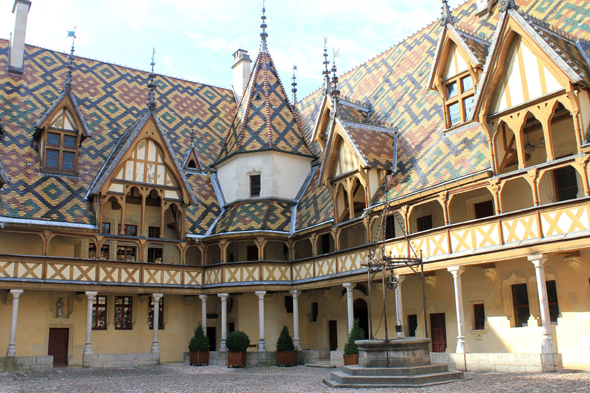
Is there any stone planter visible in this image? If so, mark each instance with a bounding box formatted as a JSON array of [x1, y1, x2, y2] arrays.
[[189, 351, 209, 366], [343, 354, 359, 365], [227, 351, 247, 368], [276, 350, 298, 367]]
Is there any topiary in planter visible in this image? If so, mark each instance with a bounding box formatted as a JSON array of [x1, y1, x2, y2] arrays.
[[276, 325, 297, 366], [188, 324, 210, 366], [276, 325, 295, 352], [343, 319, 365, 365], [226, 330, 250, 352]]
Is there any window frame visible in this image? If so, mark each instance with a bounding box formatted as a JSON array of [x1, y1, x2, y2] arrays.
[[473, 303, 485, 330], [148, 296, 165, 330], [148, 226, 161, 238], [511, 283, 530, 327], [114, 296, 133, 330], [92, 295, 108, 330], [443, 71, 475, 129], [116, 246, 137, 262], [42, 128, 79, 173], [250, 174, 261, 197], [546, 280, 559, 325], [147, 247, 163, 264], [416, 215, 433, 232]]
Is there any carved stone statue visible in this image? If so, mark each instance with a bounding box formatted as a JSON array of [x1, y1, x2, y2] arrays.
[[57, 298, 64, 318]]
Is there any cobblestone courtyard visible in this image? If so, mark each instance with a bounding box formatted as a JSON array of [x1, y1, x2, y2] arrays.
[[0, 364, 589, 392]]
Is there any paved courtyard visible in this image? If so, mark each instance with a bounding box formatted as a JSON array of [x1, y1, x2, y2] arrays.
[[0, 363, 589, 392]]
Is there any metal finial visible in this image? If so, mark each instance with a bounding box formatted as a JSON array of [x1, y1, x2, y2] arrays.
[[147, 48, 157, 111], [64, 27, 76, 92], [260, 0, 268, 52], [440, 0, 453, 26], [331, 49, 340, 99], [191, 115, 197, 146], [291, 64, 298, 105], [500, 0, 519, 12], [323, 37, 331, 95]]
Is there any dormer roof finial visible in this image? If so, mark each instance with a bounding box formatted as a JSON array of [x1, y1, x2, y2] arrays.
[[260, 0, 268, 52], [147, 48, 157, 112], [291, 64, 298, 105], [440, 0, 454, 26], [64, 27, 76, 92], [500, 0, 519, 12], [331, 48, 340, 99], [323, 37, 331, 95]]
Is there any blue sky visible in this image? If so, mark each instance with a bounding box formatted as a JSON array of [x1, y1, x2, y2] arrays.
[[1, 0, 465, 99]]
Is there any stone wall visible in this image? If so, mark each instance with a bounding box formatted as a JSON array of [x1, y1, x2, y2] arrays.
[[82, 353, 159, 368], [0, 356, 53, 372], [431, 352, 563, 372], [184, 350, 320, 367]]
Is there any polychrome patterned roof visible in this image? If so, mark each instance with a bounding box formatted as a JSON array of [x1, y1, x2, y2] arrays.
[[212, 200, 293, 234], [0, 40, 234, 231], [214, 51, 313, 166], [295, 166, 333, 231], [341, 122, 396, 170]]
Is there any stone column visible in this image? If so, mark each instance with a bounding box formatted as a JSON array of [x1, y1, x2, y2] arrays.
[[218, 293, 229, 351], [343, 283, 354, 333], [289, 290, 302, 350], [255, 291, 266, 351], [151, 293, 163, 353], [528, 254, 556, 353], [394, 275, 406, 338], [199, 295, 208, 331], [448, 266, 467, 354], [6, 289, 23, 357], [84, 291, 98, 355]]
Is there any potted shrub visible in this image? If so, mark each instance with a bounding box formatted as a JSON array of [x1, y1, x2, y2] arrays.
[[188, 323, 210, 366], [226, 330, 250, 368], [343, 319, 365, 365], [276, 325, 297, 367]]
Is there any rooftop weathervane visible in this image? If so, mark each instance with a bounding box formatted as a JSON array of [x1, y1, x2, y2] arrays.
[[291, 64, 298, 105], [64, 27, 76, 92], [147, 48, 157, 111], [260, 0, 268, 52]]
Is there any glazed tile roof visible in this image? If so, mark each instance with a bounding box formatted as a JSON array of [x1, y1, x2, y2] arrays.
[[35, 88, 91, 138], [0, 40, 234, 231], [211, 199, 293, 234], [0, 161, 9, 185], [456, 28, 491, 64], [214, 51, 314, 166], [295, 166, 333, 231], [186, 173, 220, 234], [338, 99, 371, 123], [340, 121, 396, 170]]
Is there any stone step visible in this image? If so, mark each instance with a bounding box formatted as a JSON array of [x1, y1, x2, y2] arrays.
[[305, 363, 336, 368], [342, 364, 449, 376], [325, 370, 464, 388]]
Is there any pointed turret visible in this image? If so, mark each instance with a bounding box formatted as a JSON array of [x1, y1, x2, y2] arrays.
[[147, 48, 157, 112]]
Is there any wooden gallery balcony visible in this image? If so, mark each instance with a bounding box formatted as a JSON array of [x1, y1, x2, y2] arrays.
[[0, 198, 589, 292]]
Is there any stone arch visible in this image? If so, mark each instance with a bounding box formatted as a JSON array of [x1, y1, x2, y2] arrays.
[[449, 187, 495, 224], [548, 101, 578, 159], [339, 222, 367, 250], [500, 177, 534, 212], [294, 238, 313, 259], [538, 164, 583, 205], [408, 200, 445, 234], [264, 241, 289, 261]]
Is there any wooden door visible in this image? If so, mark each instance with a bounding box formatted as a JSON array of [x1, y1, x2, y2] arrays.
[[474, 200, 494, 219], [247, 246, 258, 261], [48, 328, 69, 366], [207, 327, 216, 351], [328, 320, 338, 351], [430, 313, 447, 353]]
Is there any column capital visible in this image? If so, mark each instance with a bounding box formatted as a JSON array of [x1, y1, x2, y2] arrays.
[[9, 289, 23, 299], [528, 253, 548, 267], [199, 294, 209, 302], [255, 291, 266, 299], [218, 293, 229, 301], [85, 291, 98, 301], [447, 266, 465, 277], [152, 293, 163, 301], [289, 290, 300, 298], [343, 282, 353, 291], [394, 274, 406, 284]]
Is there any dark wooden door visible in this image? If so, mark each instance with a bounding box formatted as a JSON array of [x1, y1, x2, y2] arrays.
[[474, 200, 494, 219], [328, 320, 338, 351], [48, 328, 69, 366], [247, 246, 258, 261], [207, 327, 216, 351], [430, 313, 447, 353], [353, 299, 369, 339]]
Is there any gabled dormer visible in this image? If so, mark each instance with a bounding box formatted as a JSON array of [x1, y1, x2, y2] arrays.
[[33, 91, 91, 173], [0, 161, 9, 189], [428, 11, 490, 130]]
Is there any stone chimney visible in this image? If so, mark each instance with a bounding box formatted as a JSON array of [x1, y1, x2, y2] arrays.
[[232, 49, 252, 104], [9, 0, 32, 73]]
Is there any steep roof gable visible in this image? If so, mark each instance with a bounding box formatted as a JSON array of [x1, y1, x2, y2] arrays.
[[34, 89, 91, 140], [214, 50, 313, 165], [88, 109, 197, 204], [469, 9, 590, 120]]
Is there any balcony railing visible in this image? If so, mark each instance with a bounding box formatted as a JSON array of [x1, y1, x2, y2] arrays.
[[0, 198, 588, 289]]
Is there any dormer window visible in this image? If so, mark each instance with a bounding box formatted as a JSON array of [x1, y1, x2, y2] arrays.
[[42, 108, 80, 172], [444, 73, 475, 127]]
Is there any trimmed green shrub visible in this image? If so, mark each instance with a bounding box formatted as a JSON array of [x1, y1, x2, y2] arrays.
[[343, 319, 365, 355], [276, 325, 295, 352], [188, 323, 210, 352], [226, 330, 250, 352]]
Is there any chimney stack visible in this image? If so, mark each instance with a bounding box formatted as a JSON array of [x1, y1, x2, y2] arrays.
[[232, 49, 252, 104], [9, 0, 32, 73]]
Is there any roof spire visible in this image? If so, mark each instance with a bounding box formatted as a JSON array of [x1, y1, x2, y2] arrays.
[[260, 0, 268, 52], [64, 27, 76, 92], [331, 49, 340, 99], [500, 0, 518, 12], [291, 64, 298, 105], [322, 37, 332, 95], [440, 0, 453, 26], [191, 116, 197, 147], [147, 48, 157, 111]]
